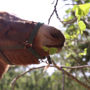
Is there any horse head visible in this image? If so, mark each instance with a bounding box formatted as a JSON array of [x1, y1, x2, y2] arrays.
[[0, 12, 65, 79]]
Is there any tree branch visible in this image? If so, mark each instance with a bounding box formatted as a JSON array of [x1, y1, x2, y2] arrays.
[[81, 69, 90, 84], [48, 0, 77, 25], [55, 9, 64, 24], [65, 4, 78, 5], [10, 62, 90, 90], [48, 0, 59, 24], [10, 66, 45, 90], [64, 17, 77, 26], [60, 65, 90, 69], [62, 69, 65, 90], [52, 60, 90, 90]]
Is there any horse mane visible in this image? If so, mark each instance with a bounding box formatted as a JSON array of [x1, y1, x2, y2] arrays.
[[0, 12, 31, 23], [0, 12, 39, 65]]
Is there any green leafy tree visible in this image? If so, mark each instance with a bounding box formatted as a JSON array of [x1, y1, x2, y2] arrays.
[[0, 0, 90, 90]]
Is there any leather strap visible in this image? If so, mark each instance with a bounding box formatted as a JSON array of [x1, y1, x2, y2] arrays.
[[28, 22, 43, 44], [0, 22, 44, 65], [28, 22, 43, 59]]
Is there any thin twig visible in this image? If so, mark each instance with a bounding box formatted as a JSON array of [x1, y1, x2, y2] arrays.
[[62, 69, 65, 90], [48, 10, 55, 24], [52, 60, 90, 90], [65, 4, 77, 5], [11, 66, 45, 90], [55, 9, 64, 24], [81, 69, 90, 83], [48, 0, 77, 25], [64, 17, 77, 26], [10, 63, 90, 90], [48, 0, 59, 24], [60, 65, 90, 69]]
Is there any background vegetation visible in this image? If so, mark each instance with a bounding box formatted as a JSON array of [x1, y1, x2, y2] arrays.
[[0, 0, 90, 90]]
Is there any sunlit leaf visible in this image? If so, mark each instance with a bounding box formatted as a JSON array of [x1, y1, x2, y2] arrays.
[[79, 48, 87, 56], [65, 33, 71, 39], [79, 3, 90, 16], [66, 53, 71, 58], [75, 7, 82, 20], [43, 46, 49, 52], [78, 20, 86, 31], [65, 63, 71, 67], [49, 48, 58, 55], [43, 46, 58, 55], [73, 3, 90, 20], [66, 8, 72, 13]]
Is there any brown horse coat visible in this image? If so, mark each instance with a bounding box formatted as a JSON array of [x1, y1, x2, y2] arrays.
[[0, 12, 65, 79]]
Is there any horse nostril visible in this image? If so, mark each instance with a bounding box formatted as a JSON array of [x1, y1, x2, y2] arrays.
[[50, 30, 65, 42], [51, 33, 59, 39], [50, 31, 60, 39], [50, 29, 64, 39]]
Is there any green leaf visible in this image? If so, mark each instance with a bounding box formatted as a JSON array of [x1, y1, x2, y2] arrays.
[[76, 29, 80, 35], [69, 35, 76, 39], [43, 46, 49, 52], [68, 25, 74, 30], [43, 46, 58, 55], [49, 48, 58, 55], [78, 20, 86, 31], [66, 8, 72, 13], [79, 48, 87, 56], [66, 53, 71, 58], [79, 3, 90, 16], [75, 7, 82, 20], [65, 33, 71, 39], [65, 63, 71, 67], [73, 3, 90, 20], [73, 5, 78, 11]]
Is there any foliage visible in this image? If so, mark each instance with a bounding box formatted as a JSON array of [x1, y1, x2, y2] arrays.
[[73, 3, 90, 33], [43, 46, 58, 55], [0, 0, 90, 90], [73, 3, 90, 20], [0, 69, 88, 90], [63, 1, 90, 67]]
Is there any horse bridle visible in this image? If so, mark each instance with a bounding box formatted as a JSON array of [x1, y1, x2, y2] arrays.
[[0, 22, 44, 65]]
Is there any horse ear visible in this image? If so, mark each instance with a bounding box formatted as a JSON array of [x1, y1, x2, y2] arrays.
[[0, 61, 9, 79]]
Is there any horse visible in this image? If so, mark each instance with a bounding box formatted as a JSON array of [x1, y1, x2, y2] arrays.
[[0, 12, 65, 79]]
